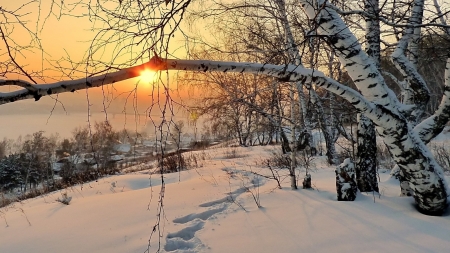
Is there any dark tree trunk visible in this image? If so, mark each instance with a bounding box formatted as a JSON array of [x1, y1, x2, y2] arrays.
[[355, 114, 379, 192], [302, 173, 312, 189], [353, 0, 380, 193]]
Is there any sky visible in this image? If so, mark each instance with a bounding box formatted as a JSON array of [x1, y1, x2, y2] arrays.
[[0, 0, 195, 106], [0, 0, 203, 139]]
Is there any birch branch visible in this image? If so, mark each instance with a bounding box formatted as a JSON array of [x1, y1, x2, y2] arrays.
[[0, 63, 150, 105], [415, 58, 450, 144], [390, 0, 430, 125], [329, 4, 450, 29], [299, 0, 401, 111]]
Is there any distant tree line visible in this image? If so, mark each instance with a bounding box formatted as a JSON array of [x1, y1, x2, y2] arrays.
[[0, 121, 142, 194]]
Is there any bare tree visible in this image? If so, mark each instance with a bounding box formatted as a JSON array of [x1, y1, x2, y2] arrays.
[[3, 0, 450, 218]]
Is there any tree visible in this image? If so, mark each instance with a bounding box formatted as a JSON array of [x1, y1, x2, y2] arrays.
[[0, 139, 10, 159], [354, 0, 380, 193], [170, 120, 184, 147], [2, 0, 450, 216]]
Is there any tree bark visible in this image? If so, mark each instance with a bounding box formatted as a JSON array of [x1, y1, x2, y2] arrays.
[[355, 114, 378, 192], [355, 0, 379, 193]]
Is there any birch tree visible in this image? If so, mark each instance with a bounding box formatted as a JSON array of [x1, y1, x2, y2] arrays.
[[3, 0, 450, 215], [355, 0, 380, 193]]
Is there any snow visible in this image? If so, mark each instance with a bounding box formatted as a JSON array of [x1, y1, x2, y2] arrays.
[[114, 144, 131, 153], [1, 145, 450, 253]]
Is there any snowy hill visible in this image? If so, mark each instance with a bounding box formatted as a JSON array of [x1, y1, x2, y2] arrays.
[[1, 145, 450, 253]]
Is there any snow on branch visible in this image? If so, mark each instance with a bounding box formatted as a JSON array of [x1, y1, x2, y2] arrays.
[[391, 0, 430, 124], [391, 33, 430, 119], [415, 58, 450, 144], [1, 55, 377, 120], [0, 63, 151, 105], [299, 0, 401, 112], [328, 3, 450, 29]]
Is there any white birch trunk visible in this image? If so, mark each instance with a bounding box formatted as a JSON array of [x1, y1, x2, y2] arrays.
[[391, 0, 429, 125], [407, 0, 424, 68], [274, 0, 314, 149], [355, 0, 379, 193]]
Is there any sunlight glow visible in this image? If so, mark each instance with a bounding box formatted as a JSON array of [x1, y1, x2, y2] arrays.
[[139, 69, 157, 83]]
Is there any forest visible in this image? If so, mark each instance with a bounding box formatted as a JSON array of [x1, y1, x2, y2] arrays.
[[2, 0, 450, 252]]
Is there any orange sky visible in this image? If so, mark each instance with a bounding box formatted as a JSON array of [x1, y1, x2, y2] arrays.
[[1, 0, 198, 116]]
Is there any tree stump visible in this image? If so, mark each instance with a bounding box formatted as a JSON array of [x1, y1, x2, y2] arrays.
[[335, 158, 358, 201], [302, 173, 312, 189]]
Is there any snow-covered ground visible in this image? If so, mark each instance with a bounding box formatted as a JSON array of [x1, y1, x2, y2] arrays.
[[1, 145, 450, 253]]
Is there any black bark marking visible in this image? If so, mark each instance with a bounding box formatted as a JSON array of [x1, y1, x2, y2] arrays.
[[86, 82, 92, 87], [367, 72, 377, 78], [318, 17, 332, 25], [278, 75, 291, 82], [368, 83, 377, 88], [345, 49, 360, 59], [329, 35, 339, 45], [34, 94, 42, 101], [47, 89, 52, 95], [61, 85, 67, 89]]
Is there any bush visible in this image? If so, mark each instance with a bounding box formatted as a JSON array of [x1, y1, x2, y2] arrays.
[[224, 147, 247, 159], [57, 192, 72, 205], [376, 143, 395, 170], [158, 153, 187, 173], [189, 140, 210, 150]]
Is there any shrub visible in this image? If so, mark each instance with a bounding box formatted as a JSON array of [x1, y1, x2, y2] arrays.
[[158, 153, 187, 173], [57, 192, 72, 205], [376, 143, 395, 170]]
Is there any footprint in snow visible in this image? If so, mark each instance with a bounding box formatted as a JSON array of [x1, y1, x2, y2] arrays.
[[164, 187, 247, 252]]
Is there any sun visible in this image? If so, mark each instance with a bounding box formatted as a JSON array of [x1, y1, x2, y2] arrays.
[[139, 69, 158, 83]]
